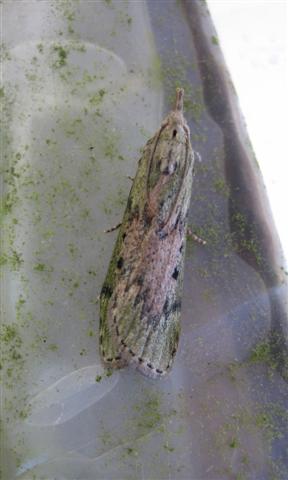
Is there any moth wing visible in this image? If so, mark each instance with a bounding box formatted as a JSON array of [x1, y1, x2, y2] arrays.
[[109, 251, 184, 379], [99, 139, 153, 370], [114, 295, 181, 379], [99, 278, 128, 369]]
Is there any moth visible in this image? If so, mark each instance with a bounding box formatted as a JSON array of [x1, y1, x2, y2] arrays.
[[99, 88, 196, 379]]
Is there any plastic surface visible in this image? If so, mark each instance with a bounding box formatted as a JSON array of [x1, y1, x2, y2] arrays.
[[1, 1, 287, 479]]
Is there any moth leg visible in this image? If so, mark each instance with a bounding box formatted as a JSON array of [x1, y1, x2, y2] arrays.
[[104, 223, 122, 233], [194, 150, 202, 163], [187, 227, 206, 245], [126, 175, 134, 181]]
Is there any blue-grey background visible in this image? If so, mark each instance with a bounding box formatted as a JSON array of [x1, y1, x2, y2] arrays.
[[1, 1, 287, 479]]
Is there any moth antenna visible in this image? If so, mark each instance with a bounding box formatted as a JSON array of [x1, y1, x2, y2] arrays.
[[175, 88, 184, 113]]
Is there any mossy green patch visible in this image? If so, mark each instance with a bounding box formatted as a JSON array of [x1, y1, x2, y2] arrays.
[[0, 323, 24, 387], [53, 0, 77, 36], [248, 336, 288, 375], [125, 447, 138, 457], [163, 442, 175, 452], [211, 35, 219, 46], [133, 393, 162, 430], [162, 58, 204, 122], [1, 192, 18, 223], [36, 43, 44, 54], [68, 242, 78, 258], [147, 53, 163, 89], [213, 177, 230, 197], [233, 406, 283, 442], [230, 211, 262, 265], [18, 407, 31, 420], [0, 250, 23, 271], [53, 45, 69, 67], [229, 437, 238, 448], [89, 89, 106, 106], [231, 212, 247, 235], [33, 263, 46, 272], [250, 340, 274, 365], [0, 325, 18, 343], [1, 43, 12, 61], [238, 238, 262, 265], [15, 296, 26, 321]]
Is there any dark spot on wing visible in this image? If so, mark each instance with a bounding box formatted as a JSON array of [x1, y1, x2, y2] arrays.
[[163, 298, 169, 315], [129, 205, 139, 222], [101, 284, 113, 298], [136, 275, 144, 286], [163, 298, 181, 318], [134, 288, 149, 307], [157, 229, 168, 240], [127, 197, 132, 210], [117, 257, 124, 269], [172, 267, 179, 280], [171, 300, 181, 312], [149, 314, 161, 331], [143, 203, 152, 227], [173, 212, 181, 231], [134, 292, 142, 306]]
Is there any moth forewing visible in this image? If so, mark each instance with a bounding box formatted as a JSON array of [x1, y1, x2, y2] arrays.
[[99, 88, 195, 378]]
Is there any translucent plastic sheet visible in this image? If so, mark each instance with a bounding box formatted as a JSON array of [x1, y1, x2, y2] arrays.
[[1, 1, 287, 479]]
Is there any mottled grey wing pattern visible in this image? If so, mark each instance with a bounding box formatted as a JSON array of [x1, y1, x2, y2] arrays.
[[99, 139, 155, 371], [99, 89, 194, 378]]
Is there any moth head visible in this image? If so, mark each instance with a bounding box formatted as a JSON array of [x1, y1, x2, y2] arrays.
[[147, 89, 194, 227], [158, 118, 189, 176], [149, 89, 191, 183]]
